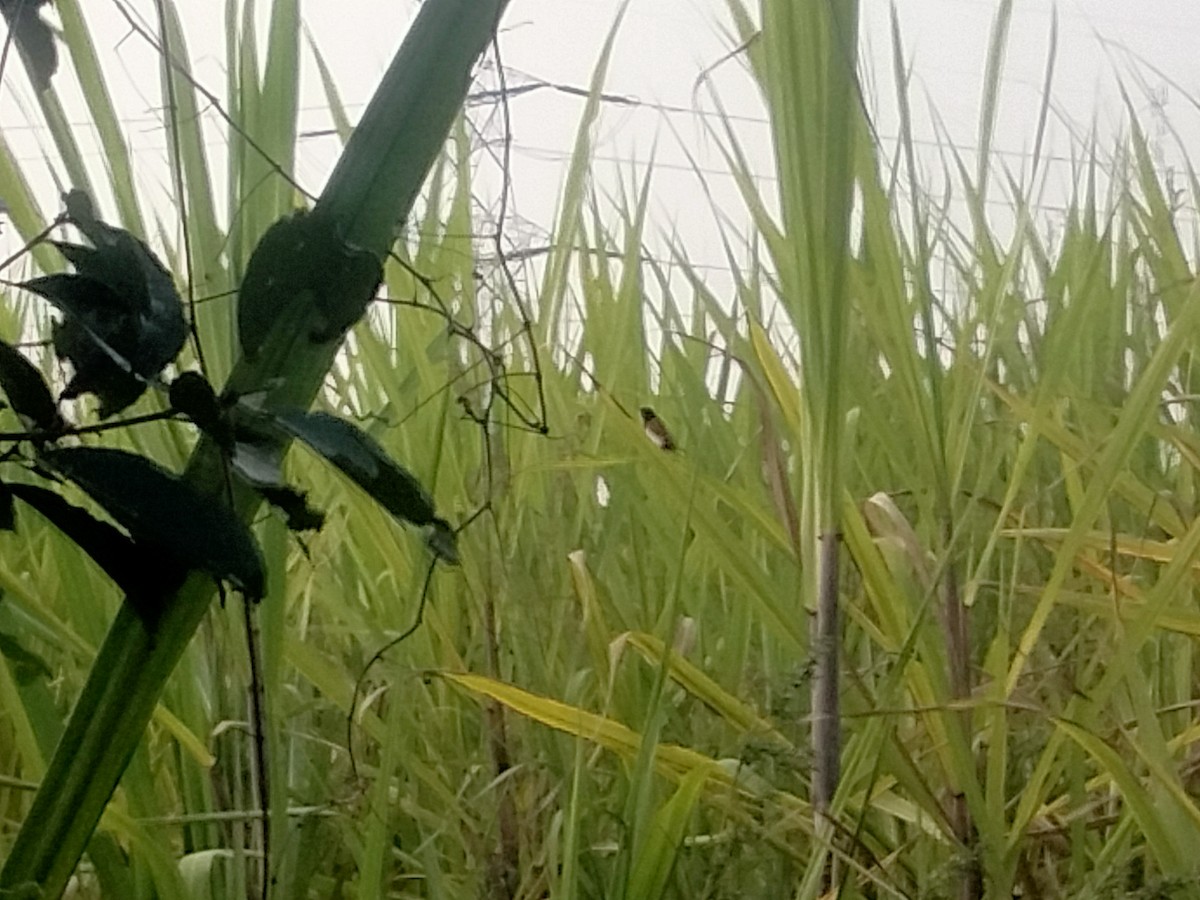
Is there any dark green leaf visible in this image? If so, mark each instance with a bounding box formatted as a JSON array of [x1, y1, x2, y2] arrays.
[[169, 371, 232, 447], [42, 447, 266, 600], [8, 482, 186, 622], [275, 409, 434, 521], [23, 273, 144, 417], [237, 210, 381, 358], [52, 320, 144, 418], [0, 629, 52, 684], [62, 191, 187, 367], [257, 485, 325, 532], [0, 481, 13, 532], [228, 439, 325, 532], [274, 409, 458, 562], [18, 194, 188, 417], [308, 221, 382, 343], [52, 241, 145, 312], [21, 272, 134, 323], [237, 212, 311, 358], [229, 437, 284, 483], [0, 881, 43, 899], [0, 0, 57, 92], [0, 338, 64, 434]]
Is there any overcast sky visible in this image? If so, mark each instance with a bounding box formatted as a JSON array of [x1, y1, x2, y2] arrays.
[[3, 1, 1199, 287]]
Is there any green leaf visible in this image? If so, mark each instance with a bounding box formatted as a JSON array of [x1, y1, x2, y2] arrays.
[[0, 480, 13, 531], [52, 241, 148, 315], [627, 766, 710, 900], [237, 210, 381, 358], [227, 437, 324, 532], [21, 272, 143, 416], [255, 485, 325, 533], [19, 193, 187, 417], [168, 371, 232, 448], [0, 627, 53, 684], [236, 211, 311, 358], [8, 482, 185, 622], [273, 409, 458, 562], [23, 271, 134, 319], [51, 323, 144, 418], [0, 338, 64, 434], [66, 191, 187, 375], [274, 409, 434, 521], [42, 447, 265, 600]]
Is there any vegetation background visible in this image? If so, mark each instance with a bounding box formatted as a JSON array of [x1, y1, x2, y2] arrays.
[[3, 1, 1200, 898]]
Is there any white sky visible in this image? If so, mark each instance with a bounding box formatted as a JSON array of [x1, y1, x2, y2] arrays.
[[2, 1, 1199, 295]]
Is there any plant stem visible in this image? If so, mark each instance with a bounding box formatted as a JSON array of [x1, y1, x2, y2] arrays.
[[811, 528, 841, 814]]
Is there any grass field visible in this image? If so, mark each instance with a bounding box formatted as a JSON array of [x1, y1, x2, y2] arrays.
[[4, 1, 1200, 897]]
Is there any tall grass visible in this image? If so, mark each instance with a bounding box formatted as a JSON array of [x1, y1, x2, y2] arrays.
[[3, 1, 1200, 898]]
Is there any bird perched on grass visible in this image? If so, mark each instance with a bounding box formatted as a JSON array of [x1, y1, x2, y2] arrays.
[[640, 406, 676, 451]]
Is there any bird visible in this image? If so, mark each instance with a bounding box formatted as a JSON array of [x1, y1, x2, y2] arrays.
[[640, 406, 676, 451]]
